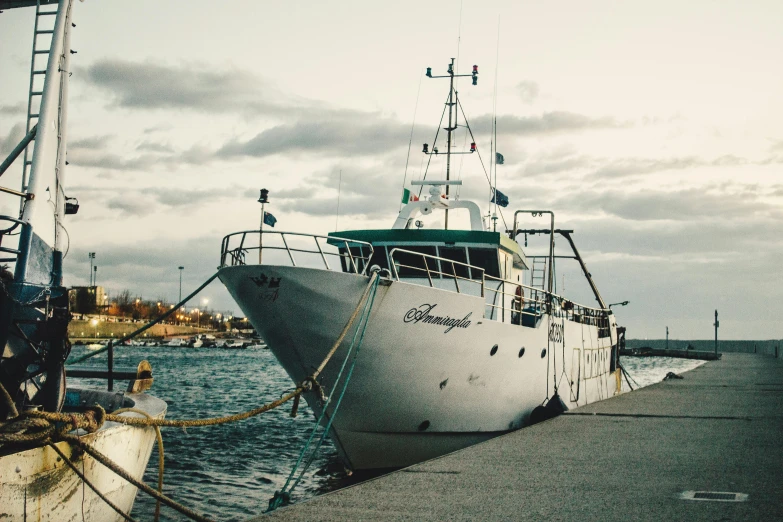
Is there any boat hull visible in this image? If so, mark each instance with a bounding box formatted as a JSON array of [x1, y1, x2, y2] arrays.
[[0, 390, 167, 521], [220, 265, 618, 469]]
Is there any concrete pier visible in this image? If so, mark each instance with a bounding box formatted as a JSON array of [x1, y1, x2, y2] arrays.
[[261, 354, 782, 521]]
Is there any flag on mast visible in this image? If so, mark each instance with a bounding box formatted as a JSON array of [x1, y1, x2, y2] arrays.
[[491, 188, 509, 207], [495, 152, 504, 165], [401, 188, 420, 204], [263, 211, 277, 227]]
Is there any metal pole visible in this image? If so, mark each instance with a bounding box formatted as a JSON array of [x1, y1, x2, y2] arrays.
[[107, 341, 114, 392], [714, 310, 719, 356], [445, 58, 455, 230], [259, 201, 265, 264]]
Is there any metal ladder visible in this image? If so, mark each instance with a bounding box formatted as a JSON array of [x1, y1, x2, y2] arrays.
[[530, 256, 547, 290], [21, 0, 57, 196]]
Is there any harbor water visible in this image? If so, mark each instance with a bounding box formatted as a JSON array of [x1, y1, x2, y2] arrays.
[[68, 345, 704, 521]]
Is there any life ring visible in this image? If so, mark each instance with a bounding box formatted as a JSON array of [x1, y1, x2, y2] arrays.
[[514, 285, 524, 310]]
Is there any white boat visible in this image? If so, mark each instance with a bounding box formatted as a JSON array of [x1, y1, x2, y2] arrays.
[[218, 59, 623, 470], [0, 1, 165, 518], [165, 338, 185, 347]]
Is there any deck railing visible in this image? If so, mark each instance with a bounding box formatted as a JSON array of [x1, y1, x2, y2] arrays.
[[388, 247, 485, 297], [219, 230, 374, 275], [388, 247, 609, 329]]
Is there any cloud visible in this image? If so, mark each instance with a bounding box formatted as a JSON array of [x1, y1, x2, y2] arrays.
[[144, 186, 242, 208], [0, 123, 25, 155], [136, 141, 175, 153], [517, 81, 539, 104], [471, 111, 629, 137], [76, 185, 247, 216], [217, 118, 412, 159], [84, 59, 297, 115], [70, 135, 113, 150], [0, 102, 26, 116], [558, 187, 777, 223]]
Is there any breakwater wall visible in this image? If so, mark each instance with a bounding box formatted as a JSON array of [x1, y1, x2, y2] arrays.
[[627, 338, 781, 356]]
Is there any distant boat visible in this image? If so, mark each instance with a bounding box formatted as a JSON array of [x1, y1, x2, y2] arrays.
[[166, 338, 186, 347]]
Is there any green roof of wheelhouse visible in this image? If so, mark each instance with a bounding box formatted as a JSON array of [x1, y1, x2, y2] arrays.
[[328, 229, 527, 268]]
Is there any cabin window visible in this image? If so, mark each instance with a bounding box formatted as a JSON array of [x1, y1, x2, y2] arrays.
[[392, 246, 437, 278], [437, 246, 470, 278], [338, 245, 375, 273], [467, 248, 500, 279]]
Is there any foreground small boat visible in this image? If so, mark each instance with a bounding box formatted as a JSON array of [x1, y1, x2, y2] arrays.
[[0, 386, 166, 521], [0, 1, 165, 518], [218, 59, 624, 470]]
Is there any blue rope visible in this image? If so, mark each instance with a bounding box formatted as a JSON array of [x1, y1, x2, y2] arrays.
[[267, 276, 380, 512]]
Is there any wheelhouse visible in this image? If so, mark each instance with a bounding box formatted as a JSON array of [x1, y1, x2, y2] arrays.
[[328, 229, 528, 281]]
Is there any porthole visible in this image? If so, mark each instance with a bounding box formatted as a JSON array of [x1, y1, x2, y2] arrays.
[[490, 344, 498, 356], [541, 348, 547, 358], [418, 420, 430, 431], [518, 347, 526, 358]]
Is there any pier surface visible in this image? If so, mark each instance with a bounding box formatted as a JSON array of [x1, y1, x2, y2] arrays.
[[260, 353, 782, 521]]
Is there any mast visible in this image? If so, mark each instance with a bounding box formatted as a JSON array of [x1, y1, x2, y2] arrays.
[[422, 59, 478, 229], [445, 59, 455, 228]]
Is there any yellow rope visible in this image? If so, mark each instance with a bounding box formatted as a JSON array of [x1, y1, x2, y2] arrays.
[[113, 407, 165, 522], [0, 380, 19, 418], [60, 432, 214, 522]]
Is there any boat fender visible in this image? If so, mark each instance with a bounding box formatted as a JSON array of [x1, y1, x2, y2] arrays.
[[528, 393, 568, 426]]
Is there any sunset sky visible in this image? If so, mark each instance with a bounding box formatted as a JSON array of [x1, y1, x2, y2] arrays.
[[1, 0, 781, 339]]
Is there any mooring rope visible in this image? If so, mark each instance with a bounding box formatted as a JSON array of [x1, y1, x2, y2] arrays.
[[47, 441, 139, 522], [0, 271, 382, 520], [113, 407, 165, 522], [267, 273, 381, 512]]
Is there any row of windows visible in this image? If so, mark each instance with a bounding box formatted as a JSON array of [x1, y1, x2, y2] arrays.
[[340, 245, 500, 279]]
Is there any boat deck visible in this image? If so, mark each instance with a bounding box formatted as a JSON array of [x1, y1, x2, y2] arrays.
[[259, 353, 783, 521]]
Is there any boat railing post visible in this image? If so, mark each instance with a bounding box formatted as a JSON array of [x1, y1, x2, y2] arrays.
[[423, 255, 434, 288], [451, 261, 460, 294], [343, 240, 358, 274], [281, 234, 296, 266], [314, 236, 331, 271], [107, 340, 114, 392]]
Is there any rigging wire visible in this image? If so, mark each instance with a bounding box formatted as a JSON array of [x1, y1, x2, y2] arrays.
[[492, 17, 501, 230], [400, 71, 424, 211], [456, 97, 508, 230], [416, 91, 451, 199]]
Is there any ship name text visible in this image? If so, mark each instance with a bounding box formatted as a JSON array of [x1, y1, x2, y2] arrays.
[[404, 304, 472, 334]]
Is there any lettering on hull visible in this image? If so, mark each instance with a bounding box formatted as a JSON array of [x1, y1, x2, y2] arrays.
[[404, 303, 472, 333]]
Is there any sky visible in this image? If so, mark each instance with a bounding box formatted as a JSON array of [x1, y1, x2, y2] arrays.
[[1, 0, 781, 339]]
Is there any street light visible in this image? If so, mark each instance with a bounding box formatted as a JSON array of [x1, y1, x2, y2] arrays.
[[608, 301, 629, 309], [178, 266, 184, 303], [88, 252, 95, 286]]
